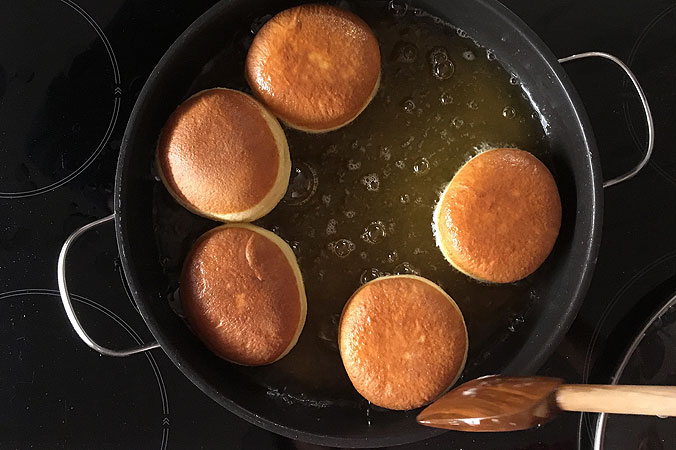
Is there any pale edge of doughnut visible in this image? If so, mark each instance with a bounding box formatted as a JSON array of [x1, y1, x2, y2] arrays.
[[281, 72, 381, 134], [155, 88, 291, 223], [338, 274, 469, 399], [188, 223, 308, 365], [432, 149, 499, 284]]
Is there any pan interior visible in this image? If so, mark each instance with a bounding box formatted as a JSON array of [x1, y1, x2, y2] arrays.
[[154, 2, 550, 406], [118, 0, 599, 446]]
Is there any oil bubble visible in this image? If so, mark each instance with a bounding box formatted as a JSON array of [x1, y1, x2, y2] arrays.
[[322, 194, 331, 206], [394, 261, 421, 275], [283, 162, 318, 205], [440, 92, 453, 105], [401, 97, 416, 113], [347, 159, 361, 170], [360, 268, 384, 285], [325, 219, 337, 235], [428, 46, 448, 65], [329, 239, 356, 258], [462, 50, 475, 61], [360, 251, 368, 260], [380, 146, 392, 161], [413, 157, 430, 176], [361, 221, 387, 244], [386, 251, 399, 263], [433, 60, 454, 80], [400, 193, 410, 204], [452, 117, 464, 128], [344, 210, 356, 219], [486, 50, 496, 61], [509, 74, 520, 85], [361, 173, 380, 191], [388, 0, 408, 17], [467, 100, 479, 110], [456, 28, 467, 38], [502, 106, 516, 119], [395, 160, 406, 169]]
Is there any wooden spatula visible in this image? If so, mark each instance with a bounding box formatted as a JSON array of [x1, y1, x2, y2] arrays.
[[417, 375, 676, 432]]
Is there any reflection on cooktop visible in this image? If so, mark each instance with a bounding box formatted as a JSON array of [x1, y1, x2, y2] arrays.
[[0, 290, 167, 449], [596, 276, 676, 450], [0, 0, 120, 198], [624, 3, 676, 187]]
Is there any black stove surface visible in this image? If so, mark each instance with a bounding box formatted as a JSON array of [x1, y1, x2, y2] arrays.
[[1, 1, 675, 449]]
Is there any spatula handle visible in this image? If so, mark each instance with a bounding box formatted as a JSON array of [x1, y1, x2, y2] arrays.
[[556, 385, 676, 416]]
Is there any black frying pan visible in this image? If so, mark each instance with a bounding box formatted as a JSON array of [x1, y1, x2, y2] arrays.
[[57, 0, 652, 447]]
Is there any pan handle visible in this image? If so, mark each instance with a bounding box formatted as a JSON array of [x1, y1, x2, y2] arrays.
[[558, 51, 654, 188], [57, 213, 160, 356]]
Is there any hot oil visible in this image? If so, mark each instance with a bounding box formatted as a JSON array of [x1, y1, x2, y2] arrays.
[[154, 3, 549, 405], [251, 6, 548, 402]]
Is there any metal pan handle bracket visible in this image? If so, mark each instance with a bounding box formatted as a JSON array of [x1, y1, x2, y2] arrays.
[[57, 213, 160, 356], [558, 51, 654, 188]]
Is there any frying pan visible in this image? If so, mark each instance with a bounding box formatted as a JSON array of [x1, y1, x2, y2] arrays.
[[56, 0, 653, 447]]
